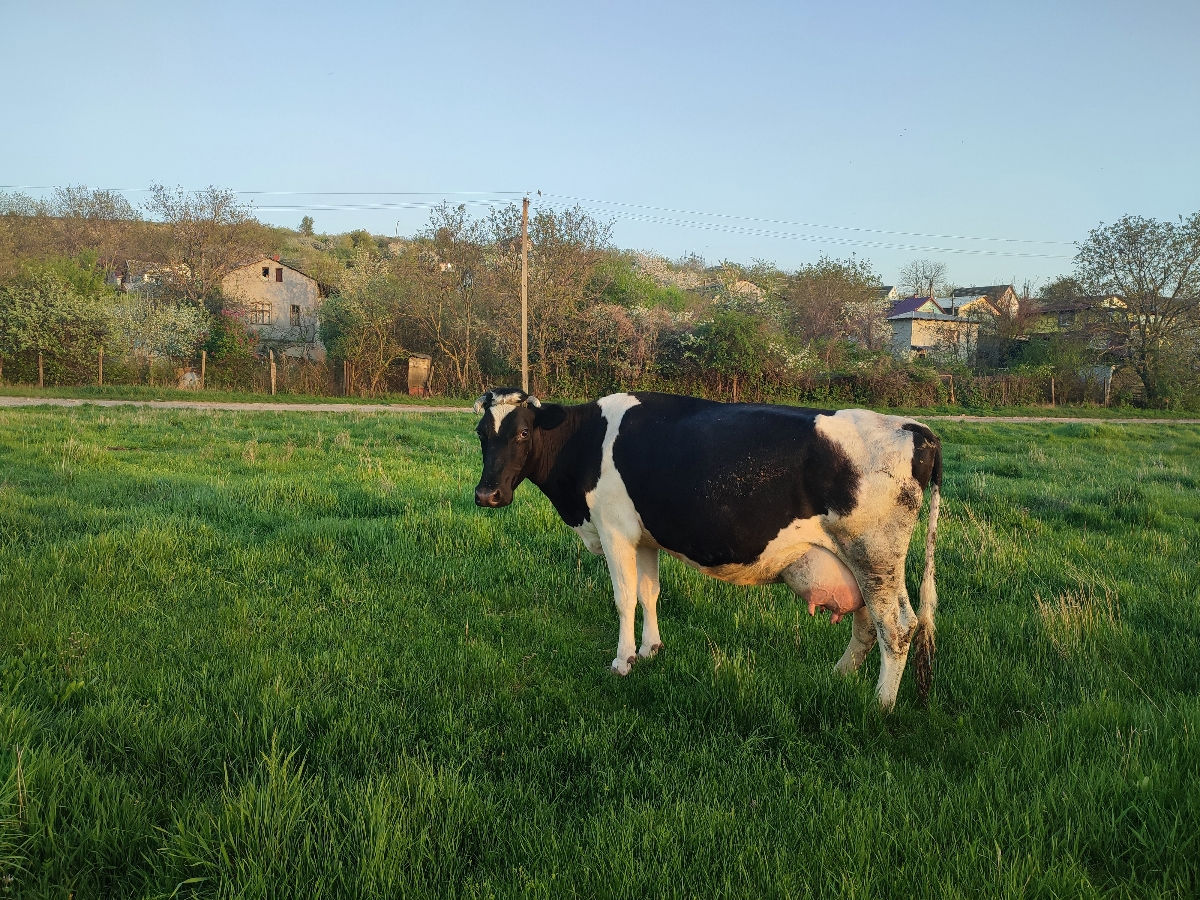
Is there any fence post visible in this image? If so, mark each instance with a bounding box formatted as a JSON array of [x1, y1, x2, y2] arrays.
[[38, 351, 44, 388], [200, 349, 206, 390], [1050, 376, 1055, 406], [269, 348, 277, 396], [98, 346, 104, 387]]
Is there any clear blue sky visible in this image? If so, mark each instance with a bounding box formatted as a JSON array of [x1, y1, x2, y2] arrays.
[[4, 0, 1198, 290]]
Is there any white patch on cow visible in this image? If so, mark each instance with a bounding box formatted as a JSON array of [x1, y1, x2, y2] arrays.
[[582, 393, 648, 673], [586, 394, 645, 544], [816, 409, 919, 526], [488, 402, 519, 433]]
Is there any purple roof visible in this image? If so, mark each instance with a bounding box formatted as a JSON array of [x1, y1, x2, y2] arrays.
[[888, 295, 945, 317]]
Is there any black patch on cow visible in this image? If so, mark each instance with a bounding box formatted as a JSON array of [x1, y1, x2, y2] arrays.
[[902, 422, 942, 490], [610, 393, 861, 568], [527, 402, 605, 528]]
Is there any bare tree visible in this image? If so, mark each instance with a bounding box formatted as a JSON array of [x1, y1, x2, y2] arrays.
[[899, 258, 949, 299]]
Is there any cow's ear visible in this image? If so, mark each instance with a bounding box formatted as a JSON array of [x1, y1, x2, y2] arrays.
[[525, 395, 542, 408], [533, 403, 566, 430], [473, 391, 493, 414]]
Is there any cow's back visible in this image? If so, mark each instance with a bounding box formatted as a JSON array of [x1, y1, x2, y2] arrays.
[[608, 393, 874, 570]]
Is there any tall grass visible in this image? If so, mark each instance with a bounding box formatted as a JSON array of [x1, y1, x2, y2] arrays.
[[0, 408, 1197, 897]]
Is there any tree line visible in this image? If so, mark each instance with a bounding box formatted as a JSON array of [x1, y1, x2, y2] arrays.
[[1, 185, 1197, 407]]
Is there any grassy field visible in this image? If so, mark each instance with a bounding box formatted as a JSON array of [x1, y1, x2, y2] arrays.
[[0, 406, 1197, 898]]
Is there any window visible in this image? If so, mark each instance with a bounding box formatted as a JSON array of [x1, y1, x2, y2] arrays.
[[289, 304, 301, 327], [249, 302, 271, 325], [275, 267, 283, 282], [261, 266, 270, 278]]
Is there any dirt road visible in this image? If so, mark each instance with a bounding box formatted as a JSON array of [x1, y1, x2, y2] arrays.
[[1, 395, 1198, 425]]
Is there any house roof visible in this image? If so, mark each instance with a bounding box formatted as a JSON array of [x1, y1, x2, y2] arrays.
[[950, 284, 1013, 300], [1035, 295, 1125, 314], [888, 295, 945, 317], [938, 294, 1001, 316]]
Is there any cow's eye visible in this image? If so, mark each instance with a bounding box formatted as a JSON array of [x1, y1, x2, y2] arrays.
[[519, 429, 530, 440]]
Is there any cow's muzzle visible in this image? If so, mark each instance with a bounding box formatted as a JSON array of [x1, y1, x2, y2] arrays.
[[475, 485, 507, 507]]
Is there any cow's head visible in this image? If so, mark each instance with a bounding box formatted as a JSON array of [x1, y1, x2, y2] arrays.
[[473, 387, 543, 507]]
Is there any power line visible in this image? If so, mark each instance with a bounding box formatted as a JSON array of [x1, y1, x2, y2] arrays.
[[542, 192, 1076, 247]]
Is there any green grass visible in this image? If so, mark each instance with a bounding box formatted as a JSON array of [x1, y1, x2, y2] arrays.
[[0, 408, 1197, 898]]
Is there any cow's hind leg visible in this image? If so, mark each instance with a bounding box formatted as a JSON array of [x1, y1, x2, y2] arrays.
[[862, 564, 918, 711], [834, 607, 877, 675], [636, 545, 664, 659]]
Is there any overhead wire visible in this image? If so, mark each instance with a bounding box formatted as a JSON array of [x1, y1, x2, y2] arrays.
[[1, 184, 1074, 259]]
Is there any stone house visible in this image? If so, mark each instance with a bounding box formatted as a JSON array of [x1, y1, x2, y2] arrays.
[[220, 257, 326, 361], [887, 309, 980, 362]]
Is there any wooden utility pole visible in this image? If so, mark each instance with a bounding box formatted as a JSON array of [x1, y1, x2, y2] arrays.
[[520, 196, 530, 393]]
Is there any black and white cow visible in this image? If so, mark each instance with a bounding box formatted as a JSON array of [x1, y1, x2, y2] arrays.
[[473, 388, 942, 710]]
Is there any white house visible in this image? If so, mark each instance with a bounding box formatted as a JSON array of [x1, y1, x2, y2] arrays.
[[220, 257, 326, 361]]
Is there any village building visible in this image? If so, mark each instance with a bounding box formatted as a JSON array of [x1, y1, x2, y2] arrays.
[[220, 257, 326, 361], [949, 284, 1019, 317], [886, 295, 980, 362]]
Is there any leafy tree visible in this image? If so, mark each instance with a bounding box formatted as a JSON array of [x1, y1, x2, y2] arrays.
[[107, 295, 209, 381], [0, 263, 109, 383], [299, 216, 315, 237], [320, 249, 413, 394], [779, 256, 884, 348], [1074, 212, 1200, 404], [691, 308, 770, 400]]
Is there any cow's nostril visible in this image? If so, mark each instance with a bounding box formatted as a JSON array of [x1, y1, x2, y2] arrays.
[[475, 487, 502, 507]]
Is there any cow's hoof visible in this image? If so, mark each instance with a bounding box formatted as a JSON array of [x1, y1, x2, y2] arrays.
[[610, 655, 636, 676], [638, 642, 664, 659]]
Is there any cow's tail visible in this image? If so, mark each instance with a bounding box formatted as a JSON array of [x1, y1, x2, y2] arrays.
[[913, 436, 941, 705]]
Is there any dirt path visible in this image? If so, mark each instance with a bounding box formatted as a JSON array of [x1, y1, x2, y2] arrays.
[[1, 395, 1198, 425]]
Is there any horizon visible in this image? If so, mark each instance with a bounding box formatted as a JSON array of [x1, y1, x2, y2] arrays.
[[4, 0, 1198, 291]]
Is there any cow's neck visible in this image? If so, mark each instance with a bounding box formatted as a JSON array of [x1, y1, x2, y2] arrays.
[[525, 402, 603, 525]]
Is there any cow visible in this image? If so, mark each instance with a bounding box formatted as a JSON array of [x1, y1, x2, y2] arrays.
[[473, 388, 942, 711]]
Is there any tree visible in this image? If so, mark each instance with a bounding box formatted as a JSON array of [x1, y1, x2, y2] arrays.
[[0, 263, 109, 384], [899, 258, 949, 299], [485, 203, 612, 392], [299, 216, 315, 237], [400, 203, 489, 393], [107, 294, 209, 382], [779, 256, 884, 348], [690, 308, 770, 401], [319, 249, 413, 395], [143, 184, 263, 306], [1074, 213, 1200, 405]]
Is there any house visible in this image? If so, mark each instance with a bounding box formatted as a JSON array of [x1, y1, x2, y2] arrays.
[[220, 257, 326, 361], [937, 294, 1001, 320], [888, 309, 980, 363], [889, 295, 945, 317], [108, 260, 192, 294], [949, 285, 1019, 317], [878, 285, 899, 305], [1030, 294, 1126, 334]]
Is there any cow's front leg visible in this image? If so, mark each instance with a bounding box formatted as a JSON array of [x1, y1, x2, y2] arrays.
[[602, 535, 640, 675], [636, 545, 663, 659]]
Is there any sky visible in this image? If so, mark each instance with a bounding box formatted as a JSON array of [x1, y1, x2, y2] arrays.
[[3, 0, 1199, 291]]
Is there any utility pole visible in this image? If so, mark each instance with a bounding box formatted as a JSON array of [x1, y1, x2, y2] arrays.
[[520, 196, 530, 393]]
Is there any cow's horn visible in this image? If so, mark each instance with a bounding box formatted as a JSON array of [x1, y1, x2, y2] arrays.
[[472, 392, 492, 414], [525, 395, 542, 408]]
